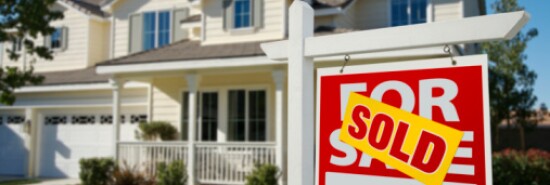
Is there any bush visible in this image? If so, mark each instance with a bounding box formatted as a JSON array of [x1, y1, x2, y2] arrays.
[[493, 149, 550, 185], [157, 160, 188, 185], [138, 121, 178, 141], [79, 158, 115, 185], [245, 164, 279, 185], [111, 162, 155, 185]]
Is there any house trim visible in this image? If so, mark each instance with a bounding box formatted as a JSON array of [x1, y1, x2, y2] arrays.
[[15, 82, 148, 93], [57, 1, 108, 22]]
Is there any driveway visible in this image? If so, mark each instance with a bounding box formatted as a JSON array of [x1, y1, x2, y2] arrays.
[[35, 179, 80, 185]]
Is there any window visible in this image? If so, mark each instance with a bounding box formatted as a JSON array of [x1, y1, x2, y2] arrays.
[[234, 0, 252, 29], [11, 38, 22, 52], [142, 11, 171, 51], [228, 89, 267, 142], [51, 28, 63, 49], [391, 0, 428, 27], [200, 92, 218, 141]]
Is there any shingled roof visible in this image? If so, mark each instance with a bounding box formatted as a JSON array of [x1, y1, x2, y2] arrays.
[[60, 0, 109, 18], [38, 67, 111, 85]]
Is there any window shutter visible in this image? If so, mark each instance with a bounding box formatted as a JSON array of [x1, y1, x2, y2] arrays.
[[223, 0, 234, 30], [129, 13, 143, 53], [44, 35, 51, 49], [253, 0, 263, 29], [61, 27, 69, 51], [172, 8, 190, 42]]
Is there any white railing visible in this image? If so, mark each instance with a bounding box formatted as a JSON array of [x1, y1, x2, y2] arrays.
[[117, 142, 276, 185], [195, 142, 277, 185], [117, 142, 189, 175]]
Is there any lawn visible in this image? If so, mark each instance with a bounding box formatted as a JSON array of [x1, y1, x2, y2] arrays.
[[0, 179, 41, 185]]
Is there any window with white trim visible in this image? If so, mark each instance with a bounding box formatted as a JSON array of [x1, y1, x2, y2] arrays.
[[45, 27, 67, 51], [234, 0, 252, 29], [143, 10, 171, 51], [391, 0, 428, 27]]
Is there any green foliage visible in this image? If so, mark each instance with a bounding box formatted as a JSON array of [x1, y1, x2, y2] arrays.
[[157, 160, 188, 185], [0, 0, 62, 105], [111, 162, 155, 185], [483, 0, 538, 150], [79, 158, 115, 185], [0, 67, 44, 105], [138, 121, 178, 141], [493, 149, 550, 185], [245, 164, 279, 185], [0, 0, 63, 60]]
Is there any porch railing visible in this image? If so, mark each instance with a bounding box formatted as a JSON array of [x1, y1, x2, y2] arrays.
[[117, 142, 189, 175], [117, 142, 276, 185]]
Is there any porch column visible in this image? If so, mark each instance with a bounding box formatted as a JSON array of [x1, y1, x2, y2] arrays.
[[24, 108, 36, 177], [272, 70, 286, 185], [110, 78, 124, 160], [186, 73, 200, 185]]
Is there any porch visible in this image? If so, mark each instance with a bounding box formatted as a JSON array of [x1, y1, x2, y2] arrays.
[[111, 68, 287, 185], [118, 141, 276, 185]]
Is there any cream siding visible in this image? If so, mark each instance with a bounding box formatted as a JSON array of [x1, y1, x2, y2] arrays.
[[434, 0, 462, 22], [2, 5, 91, 72], [88, 21, 111, 66], [202, 0, 285, 45], [111, 0, 196, 58]]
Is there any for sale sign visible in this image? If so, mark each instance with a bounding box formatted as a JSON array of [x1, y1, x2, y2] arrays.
[[316, 55, 491, 185]]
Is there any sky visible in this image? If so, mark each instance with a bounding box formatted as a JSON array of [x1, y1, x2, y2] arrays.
[[486, 0, 549, 109]]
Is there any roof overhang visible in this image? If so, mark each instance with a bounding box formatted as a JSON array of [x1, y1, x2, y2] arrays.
[[96, 46, 451, 75], [15, 82, 148, 93], [56, 0, 108, 22]]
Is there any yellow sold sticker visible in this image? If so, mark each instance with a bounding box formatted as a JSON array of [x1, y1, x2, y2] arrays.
[[339, 93, 463, 185]]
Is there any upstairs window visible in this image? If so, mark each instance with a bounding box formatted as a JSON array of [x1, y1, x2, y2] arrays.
[[234, 0, 252, 29], [142, 10, 171, 51], [44, 27, 67, 51], [391, 0, 428, 27], [11, 38, 22, 52], [223, 0, 263, 31]]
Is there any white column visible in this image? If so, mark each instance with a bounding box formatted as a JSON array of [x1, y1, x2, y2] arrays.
[[24, 108, 35, 177], [272, 70, 285, 185], [186, 73, 200, 185], [287, 2, 314, 185], [110, 78, 123, 160]]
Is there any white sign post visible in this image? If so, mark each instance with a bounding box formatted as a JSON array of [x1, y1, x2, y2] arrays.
[[261, 1, 529, 185]]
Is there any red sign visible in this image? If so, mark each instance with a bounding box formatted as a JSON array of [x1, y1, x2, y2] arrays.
[[316, 55, 491, 185]]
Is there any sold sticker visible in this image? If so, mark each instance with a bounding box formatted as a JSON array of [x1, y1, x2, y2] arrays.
[[339, 92, 464, 185]]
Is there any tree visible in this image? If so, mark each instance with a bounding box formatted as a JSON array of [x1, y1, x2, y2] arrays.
[[483, 0, 538, 150], [0, 0, 64, 105]]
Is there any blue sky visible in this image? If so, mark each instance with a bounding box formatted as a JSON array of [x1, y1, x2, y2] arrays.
[[486, 0, 549, 109]]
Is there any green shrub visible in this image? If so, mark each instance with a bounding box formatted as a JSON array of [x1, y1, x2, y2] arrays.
[[111, 162, 155, 185], [245, 164, 279, 185], [79, 158, 115, 185], [138, 121, 178, 141], [493, 149, 550, 185], [157, 160, 188, 185]]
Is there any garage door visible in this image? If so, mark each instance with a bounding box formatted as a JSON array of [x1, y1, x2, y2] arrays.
[[0, 114, 28, 176], [39, 110, 146, 178]]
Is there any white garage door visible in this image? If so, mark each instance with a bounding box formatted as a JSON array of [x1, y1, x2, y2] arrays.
[[0, 114, 28, 176], [39, 109, 146, 178]]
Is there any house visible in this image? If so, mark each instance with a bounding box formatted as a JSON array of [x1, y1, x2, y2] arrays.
[[497, 110, 550, 151], [0, 0, 485, 184]]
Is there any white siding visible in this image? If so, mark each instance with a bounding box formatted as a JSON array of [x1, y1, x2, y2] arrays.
[[202, 0, 285, 45], [1, 5, 91, 72], [111, 0, 195, 58]]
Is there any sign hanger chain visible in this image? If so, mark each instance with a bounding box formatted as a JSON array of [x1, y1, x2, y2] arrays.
[[444, 45, 457, 66], [340, 54, 351, 74]]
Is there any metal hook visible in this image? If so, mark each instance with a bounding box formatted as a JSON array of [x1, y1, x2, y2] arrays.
[[340, 55, 351, 74], [444, 45, 457, 66]]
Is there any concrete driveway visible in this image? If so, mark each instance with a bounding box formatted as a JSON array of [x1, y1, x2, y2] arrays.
[[35, 179, 80, 185]]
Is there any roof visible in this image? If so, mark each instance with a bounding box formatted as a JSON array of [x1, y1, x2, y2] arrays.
[[59, 0, 109, 18], [181, 15, 202, 24], [98, 26, 354, 66], [312, 0, 354, 9], [38, 67, 111, 86]]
